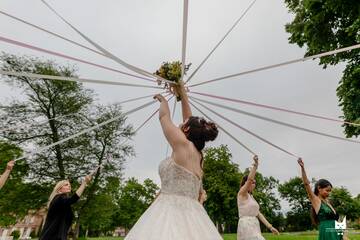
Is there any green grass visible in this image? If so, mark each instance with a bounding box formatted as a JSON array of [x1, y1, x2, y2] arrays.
[[79, 231, 360, 240], [223, 232, 360, 240], [86, 238, 124, 240], [223, 233, 316, 239]]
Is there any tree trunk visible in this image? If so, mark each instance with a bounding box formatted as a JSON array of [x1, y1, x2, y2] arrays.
[[216, 222, 223, 234], [73, 214, 81, 240], [48, 118, 65, 179]]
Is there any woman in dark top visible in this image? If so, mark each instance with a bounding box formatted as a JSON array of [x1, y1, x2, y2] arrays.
[[40, 174, 92, 240]]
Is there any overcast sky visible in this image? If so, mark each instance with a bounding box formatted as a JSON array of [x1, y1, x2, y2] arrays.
[[1, 0, 359, 209]]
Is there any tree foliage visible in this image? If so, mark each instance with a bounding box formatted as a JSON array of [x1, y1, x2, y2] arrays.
[[285, 0, 360, 137], [330, 187, 360, 221], [0, 54, 135, 230], [278, 177, 313, 231], [113, 178, 159, 231]]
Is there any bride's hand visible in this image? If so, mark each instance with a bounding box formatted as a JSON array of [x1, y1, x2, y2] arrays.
[[170, 81, 185, 99], [199, 190, 207, 204]]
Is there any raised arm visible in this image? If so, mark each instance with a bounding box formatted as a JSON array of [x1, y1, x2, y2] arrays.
[[53, 174, 91, 207], [257, 212, 279, 235], [0, 160, 14, 189], [239, 155, 258, 196], [154, 94, 187, 149], [297, 158, 320, 212], [177, 82, 192, 121], [75, 174, 92, 197]]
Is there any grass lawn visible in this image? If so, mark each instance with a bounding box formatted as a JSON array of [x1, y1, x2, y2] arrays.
[[223, 232, 360, 240], [83, 231, 360, 240]]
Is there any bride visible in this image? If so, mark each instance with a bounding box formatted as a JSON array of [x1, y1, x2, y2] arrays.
[[125, 83, 222, 240]]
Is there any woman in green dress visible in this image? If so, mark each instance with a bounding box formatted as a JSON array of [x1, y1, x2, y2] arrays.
[[297, 158, 343, 240]]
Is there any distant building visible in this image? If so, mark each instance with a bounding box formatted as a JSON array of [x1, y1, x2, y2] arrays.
[[113, 226, 126, 237], [0, 208, 46, 240]]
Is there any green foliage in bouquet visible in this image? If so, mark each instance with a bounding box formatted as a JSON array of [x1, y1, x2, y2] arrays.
[[155, 61, 182, 84], [155, 61, 191, 101]]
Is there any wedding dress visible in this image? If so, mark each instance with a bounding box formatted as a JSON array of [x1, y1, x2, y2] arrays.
[[125, 156, 222, 240]]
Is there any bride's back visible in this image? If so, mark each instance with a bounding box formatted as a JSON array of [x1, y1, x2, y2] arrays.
[[159, 154, 201, 200]]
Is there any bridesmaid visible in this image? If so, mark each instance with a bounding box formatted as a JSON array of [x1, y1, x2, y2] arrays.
[[39, 173, 93, 240], [298, 158, 344, 240], [237, 155, 279, 240]]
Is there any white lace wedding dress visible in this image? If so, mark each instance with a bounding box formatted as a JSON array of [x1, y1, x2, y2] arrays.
[[125, 157, 223, 240]]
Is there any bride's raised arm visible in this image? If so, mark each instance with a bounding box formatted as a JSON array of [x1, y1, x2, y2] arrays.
[[154, 94, 187, 150]]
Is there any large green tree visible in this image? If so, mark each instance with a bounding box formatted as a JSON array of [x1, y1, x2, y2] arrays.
[[330, 187, 360, 221], [0, 53, 135, 234], [0, 141, 48, 226], [78, 177, 121, 237], [285, 0, 360, 137], [278, 177, 313, 231], [203, 145, 241, 233], [113, 178, 159, 232]]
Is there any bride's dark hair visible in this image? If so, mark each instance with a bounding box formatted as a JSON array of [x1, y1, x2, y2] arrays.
[[182, 116, 218, 168], [183, 116, 218, 151]]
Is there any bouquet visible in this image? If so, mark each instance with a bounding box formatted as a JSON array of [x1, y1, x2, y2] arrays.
[[155, 61, 190, 101]]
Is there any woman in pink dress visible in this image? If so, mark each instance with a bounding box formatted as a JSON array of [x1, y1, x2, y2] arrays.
[[237, 156, 279, 240]]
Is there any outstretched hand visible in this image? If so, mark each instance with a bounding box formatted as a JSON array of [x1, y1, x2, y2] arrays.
[[253, 155, 259, 166], [297, 158, 304, 168], [84, 174, 92, 184], [153, 94, 166, 103], [6, 160, 15, 171], [271, 227, 280, 235]]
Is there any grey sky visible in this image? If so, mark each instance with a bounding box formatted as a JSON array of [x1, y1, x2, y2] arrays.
[[1, 0, 359, 211]]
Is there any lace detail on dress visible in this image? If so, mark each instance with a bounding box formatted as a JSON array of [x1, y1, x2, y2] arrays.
[[159, 157, 201, 200], [238, 194, 260, 217]]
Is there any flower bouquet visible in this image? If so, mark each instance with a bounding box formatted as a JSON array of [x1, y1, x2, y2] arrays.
[[155, 61, 185, 101]]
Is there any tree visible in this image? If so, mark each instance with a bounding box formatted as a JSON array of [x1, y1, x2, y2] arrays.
[[0, 53, 135, 233], [0, 140, 43, 226], [330, 187, 360, 221], [78, 177, 121, 237], [278, 177, 313, 231], [202, 145, 241, 233], [285, 0, 360, 137], [355, 194, 360, 202], [114, 178, 159, 232], [0, 140, 49, 226]]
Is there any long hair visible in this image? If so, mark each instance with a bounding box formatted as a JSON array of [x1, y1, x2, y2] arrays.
[[47, 180, 69, 208], [183, 116, 218, 168], [310, 179, 333, 225], [240, 175, 249, 189], [240, 175, 255, 194]]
